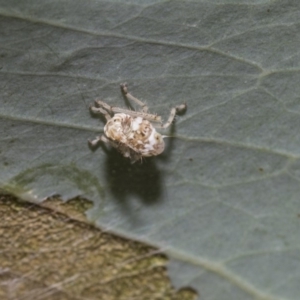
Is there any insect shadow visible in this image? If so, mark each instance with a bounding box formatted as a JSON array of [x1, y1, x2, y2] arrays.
[[100, 119, 180, 208], [103, 148, 163, 205]]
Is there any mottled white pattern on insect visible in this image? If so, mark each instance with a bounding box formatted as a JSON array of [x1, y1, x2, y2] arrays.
[[89, 83, 186, 163], [105, 113, 165, 157]]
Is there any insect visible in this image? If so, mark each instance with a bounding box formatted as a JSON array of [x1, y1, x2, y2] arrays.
[[89, 83, 186, 163]]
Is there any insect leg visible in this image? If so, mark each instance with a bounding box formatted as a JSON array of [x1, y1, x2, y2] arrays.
[[159, 104, 187, 129], [120, 83, 149, 113]]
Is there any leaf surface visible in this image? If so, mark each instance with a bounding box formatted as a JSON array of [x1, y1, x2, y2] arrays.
[[1, 1, 300, 299]]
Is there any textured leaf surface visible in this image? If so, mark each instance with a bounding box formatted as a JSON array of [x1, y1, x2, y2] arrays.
[[1, 1, 300, 299], [0, 194, 197, 300]]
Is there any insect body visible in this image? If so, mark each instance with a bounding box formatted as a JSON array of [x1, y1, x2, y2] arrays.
[[89, 83, 186, 163]]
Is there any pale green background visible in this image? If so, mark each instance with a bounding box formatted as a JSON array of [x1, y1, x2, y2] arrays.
[[1, 1, 300, 299]]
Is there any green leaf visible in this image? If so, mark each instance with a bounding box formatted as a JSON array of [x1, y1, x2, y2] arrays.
[[1, 1, 300, 299]]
